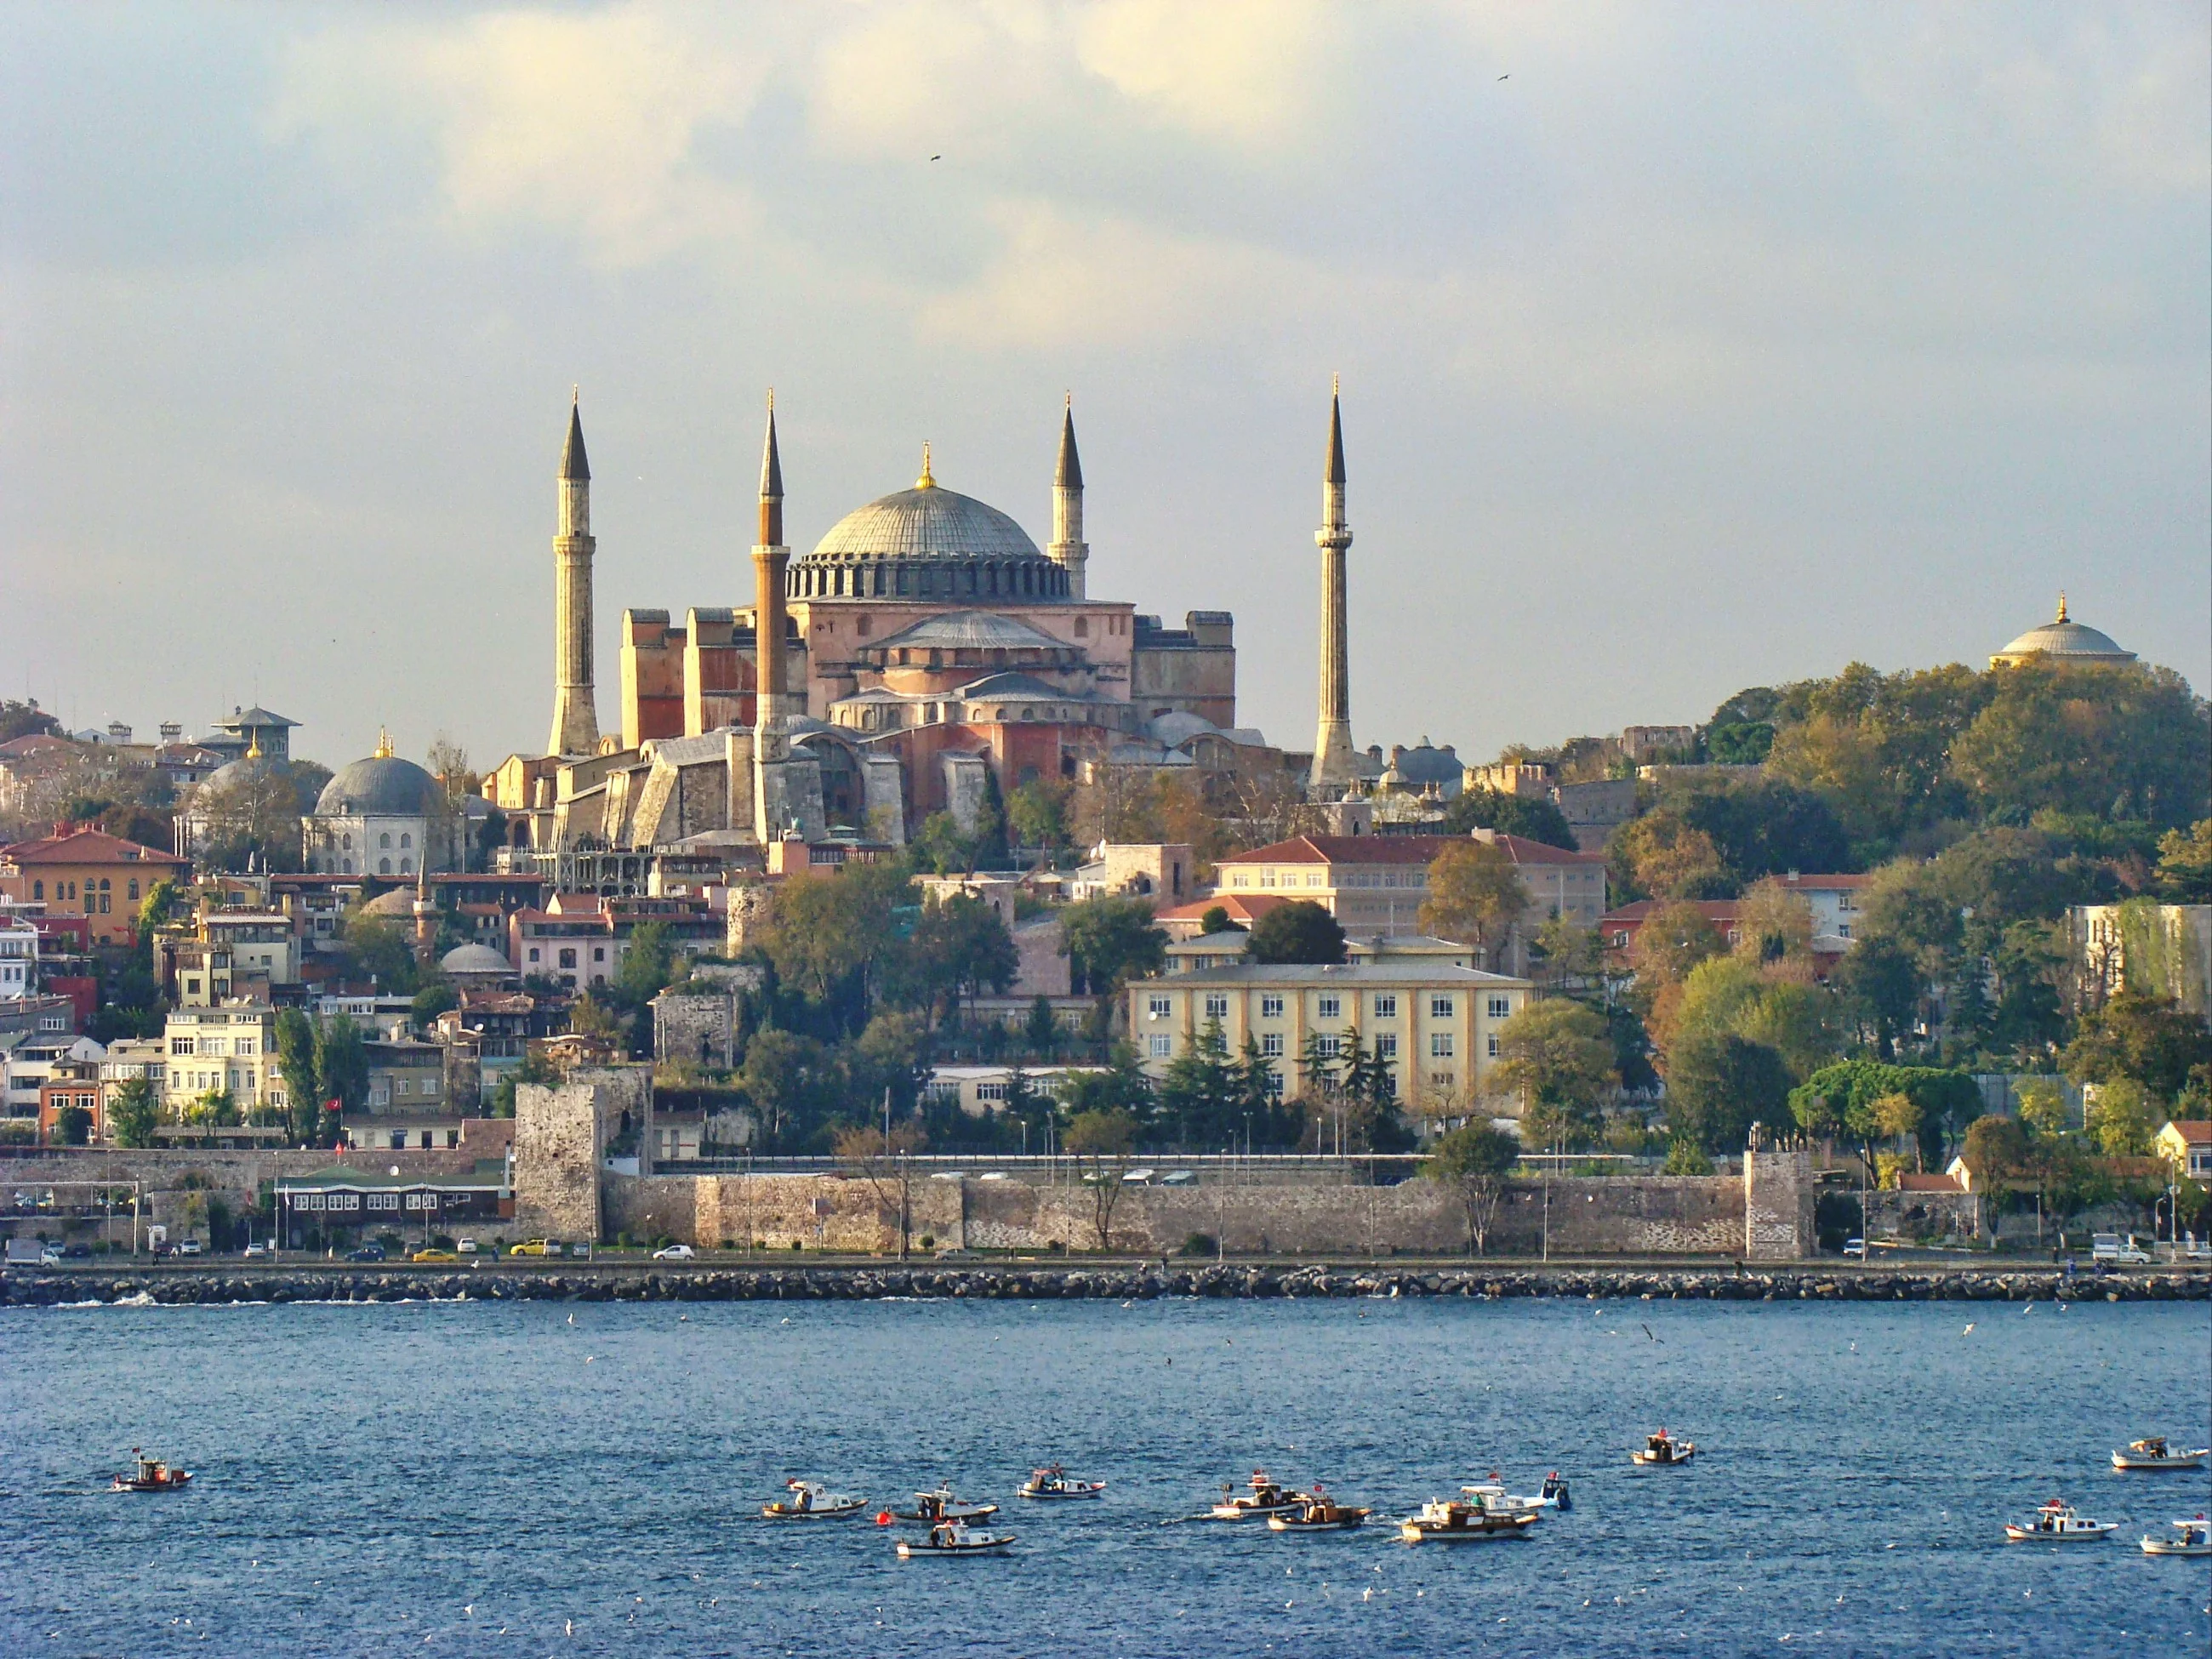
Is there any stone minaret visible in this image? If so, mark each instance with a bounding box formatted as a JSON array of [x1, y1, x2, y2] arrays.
[[1308, 379, 1356, 793], [546, 392, 601, 757], [751, 396, 789, 735], [1047, 395, 1087, 601]]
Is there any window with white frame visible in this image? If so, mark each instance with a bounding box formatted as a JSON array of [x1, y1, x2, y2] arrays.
[[1317, 995, 1340, 1019], [1430, 1032, 1455, 1058], [1371, 994, 1397, 1019], [1486, 995, 1511, 1019], [1148, 995, 1171, 1020], [1260, 995, 1284, 1018], [1376, 1034, 1397, 1060], [1316, 1035, 1343, 1059], [1263, 1070, 1285, 1096], [1261, 1032, 1284, 1058], [1429, 995, 1454, 1018], [1203, 993, 1229, 1020], [1487, 1034, 1501, 1058], [1148, 1035, 1172, 1058]]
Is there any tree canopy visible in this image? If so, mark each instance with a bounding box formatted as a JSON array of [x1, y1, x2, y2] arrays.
[[1246, 900, 1347, 966]]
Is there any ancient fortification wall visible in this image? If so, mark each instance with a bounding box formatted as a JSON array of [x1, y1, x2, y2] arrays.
[[513, 1085, 602, 1241]]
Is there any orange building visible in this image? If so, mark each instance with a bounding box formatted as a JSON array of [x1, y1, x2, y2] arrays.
[[0, 825, 191, 947]]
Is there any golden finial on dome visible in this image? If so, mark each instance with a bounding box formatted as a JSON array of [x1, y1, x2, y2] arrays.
[[373, 727, 394, 760], [245, 732, 262, 761], [916, 441, 935, 489], [2055, 590, 2068, 624]]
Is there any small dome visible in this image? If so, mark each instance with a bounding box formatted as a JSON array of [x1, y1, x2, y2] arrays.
[[316, 754, 443, 817], [439, 943, 514, 976], [203, 754, 293, 792], [1992, 597, 2135, 668], [361, 887, 418, 918]]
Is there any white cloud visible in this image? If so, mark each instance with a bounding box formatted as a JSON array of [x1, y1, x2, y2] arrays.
[[1073, 0, 1335, 144]]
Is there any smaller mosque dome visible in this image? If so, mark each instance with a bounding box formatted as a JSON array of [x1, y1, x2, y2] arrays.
[[204, 753, 293, 792], [1991, 596, 2136, 669], [316, 753, 443, 817], [440, 943, 514, 977], [360, 887, 419, 918]]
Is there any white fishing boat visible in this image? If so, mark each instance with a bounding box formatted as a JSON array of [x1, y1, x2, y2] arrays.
[[111, 1450, 192, 1494], [2004, 1499, 2116, 1542], [2110, 1437, 2210, 1471], [1631, 1430, 1695, 1467], [760, 1479, 864, 1519], [1461, 1477, 1555, 1517], [2139, 1517, 2212, 1557], [1266, 1490, 1371, 1533], [892, 1485, 1000, 1523], [1018, 1464, 1105, 1500], [1208, 1470, 1306, 1521], [1399, 1497, 1538, 1543], [897, 1519, 1014, 1559]]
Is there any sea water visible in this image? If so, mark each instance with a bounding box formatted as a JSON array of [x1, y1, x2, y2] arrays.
[[2, 1294, 2206, 1656]]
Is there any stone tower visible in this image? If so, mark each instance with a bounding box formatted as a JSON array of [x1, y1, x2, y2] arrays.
[[750, 397, 824, 841], [546, 393, 601, 757], [1308, 380, 1356, 793], [1047, 396, 1088, 601]]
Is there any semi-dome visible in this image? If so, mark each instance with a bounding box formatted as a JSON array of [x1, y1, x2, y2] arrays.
[[788, 459, 1069, 601], [316, 754, 443, 817], [1990, 596, 2135, 669]]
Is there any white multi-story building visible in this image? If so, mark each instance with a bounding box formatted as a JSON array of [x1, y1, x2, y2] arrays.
[[162, 1004, 285, 1117], [0, 909, 36, 999]]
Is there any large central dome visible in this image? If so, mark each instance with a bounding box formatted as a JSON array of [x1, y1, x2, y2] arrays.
[[788, 470, 1069, 601]]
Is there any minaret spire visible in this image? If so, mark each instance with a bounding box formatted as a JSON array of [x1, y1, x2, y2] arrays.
[[1308, 378, 1356, 794], [1047, 394, 1087, 600], [758, 391, 784, 546], [547, 392, 601, 756]]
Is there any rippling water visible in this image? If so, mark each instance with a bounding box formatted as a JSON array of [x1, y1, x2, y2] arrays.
[[2, 1293, 2207, 1656]]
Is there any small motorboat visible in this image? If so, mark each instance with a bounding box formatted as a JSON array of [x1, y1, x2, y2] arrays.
[[892, 1485, 1000, 1524], [1018, 1464, 1105, 1500], [1266, 1490, 1371, 1532], [112, 1450, 192, 1493], [1399, 1497, 1538, 1543], [1540, 1472, 1573, 1512], [2004, 1500, 2117, 1542], [761, 1479, 864, 1519], [2140, 1517, 2212, 1557], [2111, 1437, 2210, 1471], [1461, 1474, 1555, 1518], [896, 1519, 1014, 1559], [1208, 1470, 1307, 1521], [1631, 1430, 1695, 1467]]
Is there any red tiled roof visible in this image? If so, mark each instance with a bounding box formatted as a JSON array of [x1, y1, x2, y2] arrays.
[[1774, 873, 1872, 890], [2159, 1120, 2212, 1145], [1154, 894, 1291, 923], [1600, 899, 1739, 926], [0, 827, 188, 868], [1222, 833, 1598, 867], [1894, 1173, 1967, 1194]]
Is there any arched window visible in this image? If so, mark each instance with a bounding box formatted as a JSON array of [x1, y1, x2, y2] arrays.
[[399, 833, 411, 849], [379, 832, 391, 848], [399, 858, 413, 875], [30, 881, 41, 900], [100, 877, 110, 891], [379, 858, 391, 875], [342, 834, 352, 851], [128, 879, 138, 900]]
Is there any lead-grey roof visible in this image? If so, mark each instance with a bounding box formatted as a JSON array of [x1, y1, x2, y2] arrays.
[[803, 486, 1043, 564], [314, 755, 443, 818], [868, 611, 1068, 653]]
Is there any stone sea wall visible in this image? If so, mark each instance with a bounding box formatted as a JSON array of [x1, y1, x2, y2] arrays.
[[5, 1264, 2204, 1306]]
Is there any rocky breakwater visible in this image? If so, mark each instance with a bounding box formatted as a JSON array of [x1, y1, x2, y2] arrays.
[[3, 1263, 2207, 1306]]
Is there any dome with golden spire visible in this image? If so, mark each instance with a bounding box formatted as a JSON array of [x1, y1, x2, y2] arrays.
[[1991, 594, 2136, 669]]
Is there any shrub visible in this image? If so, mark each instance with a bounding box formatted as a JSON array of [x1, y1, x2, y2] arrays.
[[919, 1234, 936, 1250], [1181, 1232, 1216, 1257], [1663, 1138, 1714, 1175]]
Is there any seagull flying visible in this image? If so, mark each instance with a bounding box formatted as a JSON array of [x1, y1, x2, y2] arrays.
[[1641, 1323, 1662, 1343]]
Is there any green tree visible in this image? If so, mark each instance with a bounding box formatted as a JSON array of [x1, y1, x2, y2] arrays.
[[898, 895, 1018, 1028], [108, 1076, 158, 1148], [1611, 813, 1731, 901], [613, 919, 678, 1008], [2083, 1077, 2155, 1157], [1064, 1107, 1139, 1249], [0, 698, 61, 743], [742, 1029, 830, 1149], [1951, 660, 2210, 830], [1832, 934, 1920, 1060], [908, 811, 977, 876], [1419, 842, 1527, 967], [1023, 994, 1060, 1061], [314, 1015, 369, 1120], [1247, 900, 1348, 966], [2155, 819, 2212, 902], [1667, 1031, 1793, 1152], [1440, 787, 1576, 850], [1959, 1115, 2027, 1186], [1006, 779, 1071, 853], [1424, 1123, 1521, 1254], [758, 864, 913, 1031], [2015, 1076, 2069, 1139], [411, 977, 458, 1032], [343, 911, 417, 992], [1491, 1000, 1617, 1149], [2063, 992, 2212, 1101], [273, 1007, 322, 1143], [51, 1104, 93, 1146], [136, 878, 181, 938], [1061, 897, 1167, 996], [1158, 1019, 1240, 1149], [1662, 1138, 1715, 1175], [1199, 904, 1234, 938]]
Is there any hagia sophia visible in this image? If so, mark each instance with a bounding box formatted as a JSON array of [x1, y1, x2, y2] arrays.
[[478, 391, 1345, 873]]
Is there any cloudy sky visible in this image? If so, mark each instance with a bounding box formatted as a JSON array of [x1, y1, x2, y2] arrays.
[[3, 2, 2205, 773]]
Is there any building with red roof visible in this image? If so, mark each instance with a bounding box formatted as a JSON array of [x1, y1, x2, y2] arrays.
[[0, 826, 190, 946]]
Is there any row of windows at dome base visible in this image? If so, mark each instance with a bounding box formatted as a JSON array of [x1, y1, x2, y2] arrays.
[[787, 556, 1071, 601]]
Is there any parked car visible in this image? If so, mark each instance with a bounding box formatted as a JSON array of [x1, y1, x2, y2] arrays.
[[346, 1244, 387, 1263], [242, 1242, 271, 1260], [175, 1240, 205, 1257], [411, 1248, 460, 1264], [455, 1238, 478, 1255], [1843, 1238, 1867, 1258], [61, 1243, 92, 1260], [509, 1240, 558, 1257], [567, 1242, 593, 1258], [39, 1244, 62, 1267], [652, 1244, 696, 1261]]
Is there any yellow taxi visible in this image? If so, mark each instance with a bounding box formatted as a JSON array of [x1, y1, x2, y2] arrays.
[[508, 1239, 559, 1257], [410, 1248, 461, 1263]]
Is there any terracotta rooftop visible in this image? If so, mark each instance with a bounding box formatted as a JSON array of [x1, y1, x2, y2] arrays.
[[1220, 833, 1598, 867], [0, 827, 189, 867]]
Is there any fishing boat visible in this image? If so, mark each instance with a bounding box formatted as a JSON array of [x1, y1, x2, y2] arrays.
[[1266, 1490, 1371, 1532], [2004, 1500, 2117, 1542], [1631, 1430, 1695, 1467], [1018, 1464, 1105, 1500], [761, 1479, 864, 1519], [892, 1485, 1000, 1524], [1461, 1476, 1555, 1517], [896, 1519, 1014, 1559], [111, 1450, 192, 1493], [1399, 1497, 1538, 1543], [1540, 1472, 1573, 1512], [1207, 1470, 1306, 1520], [2139, 1517, 2212, 1557], [2110, 1437, 2209, 1471]]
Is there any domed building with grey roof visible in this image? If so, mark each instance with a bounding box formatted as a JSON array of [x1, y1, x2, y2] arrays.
[[304, 731, 465, 876], [1990, 595, 2137, 669]]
